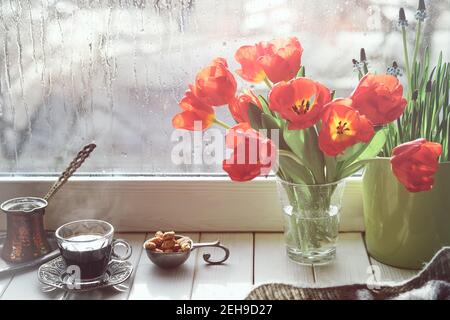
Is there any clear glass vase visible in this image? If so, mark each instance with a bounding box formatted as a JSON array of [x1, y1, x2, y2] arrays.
[[276, 178, 346, 265]]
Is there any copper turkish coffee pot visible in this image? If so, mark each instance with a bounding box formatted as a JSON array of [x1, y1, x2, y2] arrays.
[[1, 144, 96, 263]]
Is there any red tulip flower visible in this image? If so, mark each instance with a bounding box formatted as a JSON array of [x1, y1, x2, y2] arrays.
[[318, 99, 375, 156], [259, 37, 303, 84], [391, 139, 442, 192], [195, 58, 237, 106], [223, 124, 276, 182], [172, 85, 215, 131], [234, 43, 269, 83], [228, 90, 261, 124], [235, 37, 303, 84], [268, 77, 331, 130], [351, 74, 407, 125]]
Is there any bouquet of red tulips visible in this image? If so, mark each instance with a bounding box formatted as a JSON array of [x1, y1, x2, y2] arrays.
[[173, 37, 442, 190]]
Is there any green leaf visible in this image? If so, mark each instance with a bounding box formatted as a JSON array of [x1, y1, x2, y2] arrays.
[[339, 159, 373, 178], [247, 103, 263, 130], [337, 129, 388, 179], [261, 114, 287, 149], [248, 112, 290, 152], [257, 94, 287, 124], [283, 127, 326, 183], [283, 128, 305, 158], [257, 95, 272, 116], [351, 129, 387, 162], [336, 143, 366, 163], [339, 128, 387, 166], [278, 151, 315, 184], [261, 113, 280, 130], [296, 66, 305, 78]]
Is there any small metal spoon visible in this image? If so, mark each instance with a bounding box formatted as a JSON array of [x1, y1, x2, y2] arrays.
[[144, 235, 230, 269]]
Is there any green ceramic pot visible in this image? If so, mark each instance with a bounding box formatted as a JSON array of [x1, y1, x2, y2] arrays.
[[363, 158, 450, 270]]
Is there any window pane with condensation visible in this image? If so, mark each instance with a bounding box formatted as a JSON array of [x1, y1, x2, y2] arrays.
[[0, 0, 448, 174]]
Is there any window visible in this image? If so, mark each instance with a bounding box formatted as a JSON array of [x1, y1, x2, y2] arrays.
[[2, 0, 446, 231], [0, 0, 448, 175]]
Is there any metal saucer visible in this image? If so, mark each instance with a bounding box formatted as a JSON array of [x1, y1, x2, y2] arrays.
[[38, 256, 133, 292]]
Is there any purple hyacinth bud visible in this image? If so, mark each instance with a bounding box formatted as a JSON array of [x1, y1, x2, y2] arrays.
[[398, 8, 409, 27]]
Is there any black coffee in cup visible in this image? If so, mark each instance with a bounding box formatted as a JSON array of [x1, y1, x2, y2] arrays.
[[59, 235, 113, 280], [56, 220, 132, 282]]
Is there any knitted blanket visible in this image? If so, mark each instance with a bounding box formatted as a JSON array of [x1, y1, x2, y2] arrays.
[[246, 247, 450, 300]]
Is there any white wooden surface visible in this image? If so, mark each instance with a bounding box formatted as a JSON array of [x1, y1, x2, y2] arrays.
[[254, 233, 314, 286], [1, 268, 66, 300], [191, 233, 253, 300], [313, 233, 373, 287], [0, 232, 420, 300], [0, 276, 13, 298]]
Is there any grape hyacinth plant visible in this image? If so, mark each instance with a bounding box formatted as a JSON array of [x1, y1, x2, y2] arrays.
[[382, 1, 449, 161]]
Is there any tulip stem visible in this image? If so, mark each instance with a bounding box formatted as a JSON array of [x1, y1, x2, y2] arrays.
[[397, 118, 403, 142], [264, 78, 273, 89], [213, 118, 231, 129]]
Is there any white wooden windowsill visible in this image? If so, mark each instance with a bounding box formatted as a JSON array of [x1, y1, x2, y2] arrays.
[[0, 232, 418, 300], [0, 176, 364, 232]]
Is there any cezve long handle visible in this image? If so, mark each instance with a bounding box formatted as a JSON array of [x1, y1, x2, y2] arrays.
[[43, 143, 97, 202]]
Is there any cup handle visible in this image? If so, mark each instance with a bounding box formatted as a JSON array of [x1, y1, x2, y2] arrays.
[[111, 239, 132, 261]]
